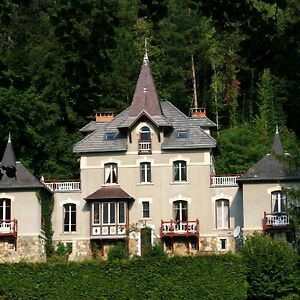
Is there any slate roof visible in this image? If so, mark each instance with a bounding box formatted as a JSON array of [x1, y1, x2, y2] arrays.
[[128, 54, 163, 117], [188, 116, 217, 128], [238, 130, 300, 182], [0, 137, 43, 189], [74, 56, 216, 154], [80, 121, 107, 133], [85, 186, 133, 201]]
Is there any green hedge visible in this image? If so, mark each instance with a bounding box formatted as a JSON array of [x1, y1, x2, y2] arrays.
[[0, 255, 247, 300]]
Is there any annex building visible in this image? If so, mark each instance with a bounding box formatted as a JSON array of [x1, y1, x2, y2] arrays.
[[1, 55, 299, 262]]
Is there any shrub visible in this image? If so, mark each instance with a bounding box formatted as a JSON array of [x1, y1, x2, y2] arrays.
[[143, 242, 167, 258], [107, 242, 129, 260], [241, 233, 300, 299]]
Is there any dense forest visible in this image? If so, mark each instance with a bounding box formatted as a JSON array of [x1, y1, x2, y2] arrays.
[[0, 0, 299, 179]]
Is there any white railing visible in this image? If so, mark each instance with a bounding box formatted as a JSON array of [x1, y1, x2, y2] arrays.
[[265, 213, 289, 227], [211, 175, 239, 187], [139, 141, 151, 153], [0, 220, 17, 234], [161, 220, 199, 235], [44, 181, 81, 192]]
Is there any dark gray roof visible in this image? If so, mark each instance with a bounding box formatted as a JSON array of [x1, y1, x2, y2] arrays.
[[0, 162, 43, 189], [80, 121, 106, 133], [188, 117, 217, 128], [74, 57, 216, 154], [0, 137, 43, 189], [74, 101, 216, 153], [238, 154, 300, 182], [161, 102, 216, 150], [238, 129, 300, 182]]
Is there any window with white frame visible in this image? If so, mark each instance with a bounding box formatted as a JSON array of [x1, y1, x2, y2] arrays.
[[0, 198, 11, 220], [173, 200, 188, 221], [93, 202, 126, 225], [142, 201, 150, 218], [140, 162, 151, 183], [271, 191, 287, 213], [63, 203, 76, 232], [104, 163, 118, 184], [173, 160, 187, 182], [216, 199, 229, 229]]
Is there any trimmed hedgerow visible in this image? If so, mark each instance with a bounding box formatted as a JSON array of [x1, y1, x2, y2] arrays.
[[0, 255, 247, 300]]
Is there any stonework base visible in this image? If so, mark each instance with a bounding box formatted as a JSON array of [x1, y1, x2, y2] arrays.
[[53, 240, 92, 261], [0, 235, 46, 263]]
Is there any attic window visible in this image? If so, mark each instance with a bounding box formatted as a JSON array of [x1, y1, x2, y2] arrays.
[[105, 133, 117, 141], [177, 131, 188, 138]]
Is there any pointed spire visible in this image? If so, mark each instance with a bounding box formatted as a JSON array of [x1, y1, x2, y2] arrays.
[[1, 133, 16, 167], [128, 52, 163, 117], [272, 126, 284, 155], [143, 38, 149, 65]]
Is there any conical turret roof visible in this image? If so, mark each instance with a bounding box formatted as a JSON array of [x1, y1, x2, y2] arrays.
[[128, 54, 163, 117], [238, 128, 300, 182], [0, 135, 43, 189]]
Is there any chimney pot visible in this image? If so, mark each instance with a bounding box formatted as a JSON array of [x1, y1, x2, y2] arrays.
[[191, 107, 206, 118], [96, 112, 114, 122]]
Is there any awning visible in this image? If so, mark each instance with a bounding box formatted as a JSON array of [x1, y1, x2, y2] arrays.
[[85, 186, 134, 201]]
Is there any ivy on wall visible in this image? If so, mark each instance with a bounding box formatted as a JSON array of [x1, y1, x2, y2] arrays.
[[37, 188, 54, 257]]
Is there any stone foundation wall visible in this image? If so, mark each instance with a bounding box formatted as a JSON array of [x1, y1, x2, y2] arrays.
[[0, 235, 46, 263], [53, 240, 92, 261]]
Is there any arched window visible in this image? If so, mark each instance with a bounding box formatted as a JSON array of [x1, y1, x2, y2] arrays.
[[173, 200, 188, 222], [63, 203, 76, 232], [140, 126, 151, 141], [104, 163, 118, 184], [216, 199, 229, 229], [271, 191, 287, 213], [0, 198, 11, 220], [173, 160, 187, 182], [139, 127, 151, 154]]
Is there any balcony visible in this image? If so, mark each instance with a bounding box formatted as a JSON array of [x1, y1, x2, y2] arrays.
[[138, 140, 152, 154], [43, 180, 81, 192], [0, 219, 17, 236], [210, 175, 240, 187], [263, 212, 290, 231], [160, 220, 199, 237]]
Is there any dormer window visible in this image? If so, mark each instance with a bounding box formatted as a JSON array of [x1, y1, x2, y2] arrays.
[[139, 126, 151, 154], [177, 131, 188, 138], [105, 132, 117, 141]]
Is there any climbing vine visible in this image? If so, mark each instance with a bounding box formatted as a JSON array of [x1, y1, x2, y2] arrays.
[[37, 188, 54, 257]]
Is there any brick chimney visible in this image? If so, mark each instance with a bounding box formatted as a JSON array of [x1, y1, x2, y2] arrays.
[[191, 107, 206, 118], [95, 112, 114, 122]]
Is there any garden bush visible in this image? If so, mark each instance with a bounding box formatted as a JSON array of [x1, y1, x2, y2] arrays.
[[241, 233, 300, 299], [0, 255, 247, 299]]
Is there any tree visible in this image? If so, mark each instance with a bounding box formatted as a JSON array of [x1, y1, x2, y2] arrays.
[[241, 233, 300, 299]]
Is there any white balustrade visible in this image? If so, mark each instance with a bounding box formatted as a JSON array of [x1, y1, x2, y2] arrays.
[[44, 181, 81, 192], [265, 214, 289, 227], [211, 176, 239, 187], [139, 141, 151, 153], [161, 220, 198, 235], [0, 221, 14, 234]]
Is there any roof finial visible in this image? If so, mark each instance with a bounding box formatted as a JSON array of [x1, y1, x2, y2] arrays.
[[8, 132, 11, 143], [143, 38, 149, 65], [275, 124, 279, 134]]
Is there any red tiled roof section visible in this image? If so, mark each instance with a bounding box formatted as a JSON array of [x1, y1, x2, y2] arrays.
[[85, 186, 133, 201], [128, 59, 163, 117]]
